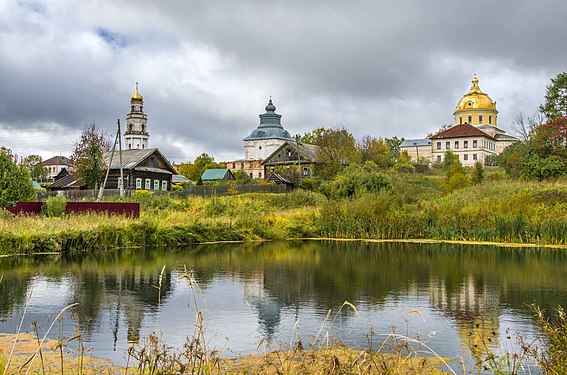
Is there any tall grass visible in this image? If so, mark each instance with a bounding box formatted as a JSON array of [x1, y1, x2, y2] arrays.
[[1, 179, 567, 255]]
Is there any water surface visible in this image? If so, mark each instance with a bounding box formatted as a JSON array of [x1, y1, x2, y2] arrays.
[[1, 240, 565, 371]]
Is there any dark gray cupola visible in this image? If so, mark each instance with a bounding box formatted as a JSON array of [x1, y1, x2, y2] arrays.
[[243, 98, 293, 141]]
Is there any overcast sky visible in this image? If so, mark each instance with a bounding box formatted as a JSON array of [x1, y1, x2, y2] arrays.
[[1, 0, 566, 163]]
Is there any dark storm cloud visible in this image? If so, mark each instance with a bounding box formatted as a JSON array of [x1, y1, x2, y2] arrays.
[[0, 0, 566, 160]]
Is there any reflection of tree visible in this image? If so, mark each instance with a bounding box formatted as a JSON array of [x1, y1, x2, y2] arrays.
[[2, 240, 567, 349]]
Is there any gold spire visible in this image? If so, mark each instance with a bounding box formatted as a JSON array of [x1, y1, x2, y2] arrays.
[[131, 82, 143, 101], [454, 73, 497, 114]]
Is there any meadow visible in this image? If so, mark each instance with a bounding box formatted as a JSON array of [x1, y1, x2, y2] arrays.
[[1, 171, 566, 255]]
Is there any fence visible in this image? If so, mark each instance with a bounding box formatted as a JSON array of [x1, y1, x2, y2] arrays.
[[39, 184, 289, 200]]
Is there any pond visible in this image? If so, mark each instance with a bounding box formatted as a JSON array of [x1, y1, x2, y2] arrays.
[[1, 240, 566, 371]]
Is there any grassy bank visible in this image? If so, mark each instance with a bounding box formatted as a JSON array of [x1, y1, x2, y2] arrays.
[[1, 178, 567, 255]]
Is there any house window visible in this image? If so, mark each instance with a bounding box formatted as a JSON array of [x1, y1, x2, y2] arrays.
[[249, 173, 253, 178], [489, 115, 492, 124], [162, 181, 167, 191], [467, 115, 472, 124], [437, 155, 442, 162], [473, 140, 478, 148], [455, 141, 459, 149], [464, 154, 468, 161], [286, 148, 292, 157], [446, 141, 450, 149], [258, 172, 262, 178], [232, 163, 236, 169], [241, 163, 244, 169], [479, 115, 483, 123], [136, 178, 142, 190], [436, 142, 441, 150], [464, 140, 468, 148], [145, 178, 151, 190], [154, 180, 159, 191], [473, 154, 477, 160], [303, 167, 309, 176]]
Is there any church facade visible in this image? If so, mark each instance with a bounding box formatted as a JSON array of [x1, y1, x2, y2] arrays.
[[400, 74, 518, 166], [125, 83, 149, 150], [226, 98, 294, 179]]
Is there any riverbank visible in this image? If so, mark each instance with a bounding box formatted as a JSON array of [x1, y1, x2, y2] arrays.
[[0, 332, 451, 374], [1, 178, 566, 255]]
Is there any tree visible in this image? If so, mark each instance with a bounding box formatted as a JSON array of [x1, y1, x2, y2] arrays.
[[300, 127, 360, 180], [0, 147, 35, 206], [21, 154, 49, 182], [540, 71, 567, 120], [471, 161, 485, 184], [70, 123, 110, 188], [178, 153, 224, 182], [358, 135, 393, 168], [512, 112, 543, 141], [319, 161, 392, 199], [445, 158, 468, 192]]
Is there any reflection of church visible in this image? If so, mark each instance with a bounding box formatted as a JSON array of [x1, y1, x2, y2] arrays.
[[70, 265, 174, 345], [243, 272, 282, 343], [429, 275, 500, 366]]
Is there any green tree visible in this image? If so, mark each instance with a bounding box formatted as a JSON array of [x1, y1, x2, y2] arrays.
[[71, 123, 110, 188], [178, 153, 224, 182], [301, 127, 360, 180], [358, 135, 393, 168], [540, 71, 567, 119], [21, 154, 49, 182], [385, 136, 404, 162], [442, 150, 459, 170], [0, 147, 35, 206], [471, 161, 485, 184], [497, 142, 530, 179], [445, 157, 468, 192]]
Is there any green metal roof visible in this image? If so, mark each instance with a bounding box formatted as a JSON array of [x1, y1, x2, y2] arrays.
[[201, 168, 230, 180]]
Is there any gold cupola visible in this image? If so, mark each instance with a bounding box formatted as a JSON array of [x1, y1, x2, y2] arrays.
[[454, 74, 498, 127], [131, 82, 143, 101]]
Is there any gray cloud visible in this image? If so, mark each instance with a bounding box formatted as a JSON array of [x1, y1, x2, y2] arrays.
[[1, 0, 566, 161]]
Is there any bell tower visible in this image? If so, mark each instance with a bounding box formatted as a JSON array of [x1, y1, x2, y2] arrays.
[[125, 82, 149, 150]]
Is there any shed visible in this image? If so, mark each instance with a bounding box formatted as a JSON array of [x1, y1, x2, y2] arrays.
[[201, 168, 235, 182]]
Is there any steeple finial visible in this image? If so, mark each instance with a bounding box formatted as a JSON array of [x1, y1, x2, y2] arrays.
[[131, 82, 143, 100]]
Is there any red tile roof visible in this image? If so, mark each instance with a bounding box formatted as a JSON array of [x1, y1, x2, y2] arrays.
[[430, 124, 494, 139]]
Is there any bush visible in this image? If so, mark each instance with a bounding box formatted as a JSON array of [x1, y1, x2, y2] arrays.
[[300, 178, 314, 191], [43, 195, 67, 218], [320, 162, 392, 199], [171, 184, 184, 191]]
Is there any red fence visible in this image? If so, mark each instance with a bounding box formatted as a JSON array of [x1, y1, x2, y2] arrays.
[[3, 202, 139, 218], [4, 202, 44, 215]]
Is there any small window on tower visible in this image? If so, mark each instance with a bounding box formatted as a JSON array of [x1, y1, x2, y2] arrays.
[[259, 146, 262, 150], [131, 106, 134, 112], [489, 115, 492, 124], [479, 115, 483, 123], [467, 115, 472, 124], [459, 116, 463, 124]]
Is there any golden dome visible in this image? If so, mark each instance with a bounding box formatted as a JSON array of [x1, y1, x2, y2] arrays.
[[454, 74, 497, 114], [131, 82, 143, 101]]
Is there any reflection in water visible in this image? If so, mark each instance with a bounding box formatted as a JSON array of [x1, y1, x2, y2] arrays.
[[1, 240, 566, 367]]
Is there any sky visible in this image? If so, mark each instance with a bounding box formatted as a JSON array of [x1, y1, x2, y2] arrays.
[[1, 0, 566, 163]]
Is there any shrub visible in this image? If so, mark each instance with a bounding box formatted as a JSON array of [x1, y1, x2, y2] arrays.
[[300, 178, 314, 191], [320, 162, 392, 199], [171, 184, 184, 191], [43, 195, 67, 218]]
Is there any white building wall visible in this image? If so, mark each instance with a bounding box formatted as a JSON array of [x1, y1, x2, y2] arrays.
[[244, 139, 288, 160], [431, 136, 496, 167]]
